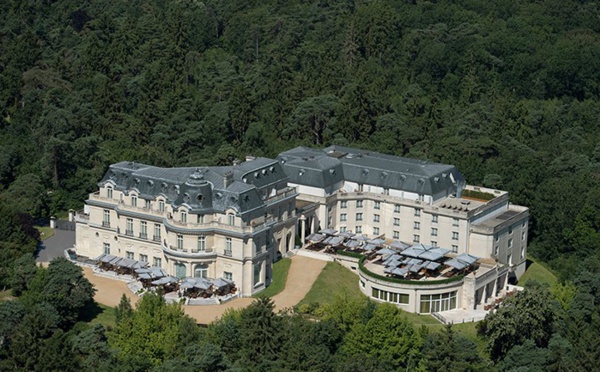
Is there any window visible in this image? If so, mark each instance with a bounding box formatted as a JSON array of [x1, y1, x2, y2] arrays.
[[431, 228, 437, 236], [254, 238, 261, 254], [431, 241, 437, 247], [224, 271, 233, 281], [453, 218, 459, 227], [140, 221, 147, 239], [508, 238, 513, 248], [177, 234, 184, 249], [372, 289, 409, 304], [356, 226, 362, 234], [153, 224, 161, 242], [197, 236, 206, 251], [140, 254, 148, 263], [340, 201, 347, 209], [374, 201, 380, 210], [253, 263, 262, 285], [509, 226, 513, 234], [414, 222, 420, 230], [358, 184, 364, 192], [340, 213, 347, 222], [452, 245, 458, 253], [393, 231, 400, 239], [126, 218, 133, 236], [393, 217, 400, 226], [495, 234, 499, 242], [522, 231, 526, 241], [181, 211, 187, 223], [361, 280, 365, 288], [419, 291, 457, 313], [225, 238, 232, 256], [414, 208, 421, 217], [198, 214, 204, 224], [494, 246, 499, 256], [373, 227, 380, 235], [418, 194, 425, 201], [228, 214, 235, 226], [394, 204, 400, 213], [356, 213, 363, 221], [383, 188, 389, 195], [103, 210, 110, 227], [508, 253, 512, 266], [145, 200, 151, 209], [356, 200, 363, 208], [373, 214, 380, 223], [153, 257, 162, 268], [131, 195, 137, 207], [174, 262, 186, 278], [413, 234, 420, 243], [158, 200, 165, 212], [126, 251, 134, 259], [432, 215, 438, 223], [521, 247, 525, 259], [340, 226, 347, 233], [452, 232, 459, 240], [103, 243, 110, 255], [107, 187, 113, 199], [194, 263, 208, 278]]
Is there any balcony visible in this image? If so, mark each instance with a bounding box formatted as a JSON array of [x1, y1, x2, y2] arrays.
[[223, 249, 232, 257], [161, 242, 217, 259], [153, 235, 161, 242], [125, 230, 134, 237], [102, 221, 111, 228], [139, 233, 148, 239]]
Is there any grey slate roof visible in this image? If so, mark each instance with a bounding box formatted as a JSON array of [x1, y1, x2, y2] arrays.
[[277, 146, 465, 196], [98, 158, 291, 219]]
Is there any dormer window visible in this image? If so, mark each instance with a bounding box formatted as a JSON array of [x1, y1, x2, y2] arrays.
[[107, 187, 113, 199], [181, 211, 187, 223], [131, 194, 137, 207], [158, 200, 165, 212], [228, 214, 235, 226]]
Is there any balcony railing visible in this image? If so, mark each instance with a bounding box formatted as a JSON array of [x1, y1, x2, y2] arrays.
[[139, 233, 147, 239], [224, 249, 232, 257], [102, 221, 111, 228], [125, 230, 134, 237], [153, 235, 161, 242]]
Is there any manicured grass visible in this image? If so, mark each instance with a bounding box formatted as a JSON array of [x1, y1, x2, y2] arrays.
[[88, 304, 116, 328], [255, 258, 292, 298], [518, 257, 558, 287], [298, 262, 365, 307], [35, 226, 55, 241]]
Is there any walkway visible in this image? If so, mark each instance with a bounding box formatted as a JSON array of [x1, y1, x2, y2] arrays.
[[82, 255, 327, 324], [36, 229, 75, 263]]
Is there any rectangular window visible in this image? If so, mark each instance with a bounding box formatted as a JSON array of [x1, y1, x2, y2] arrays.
[[373, 227, 380, 235], [360, 281, 365, 288], [372, 288, 379, 298], [140, 221, 147, 239], [453, 218, 459, 227], [509, 226, 513, 234], [393, 217, 400, 226], [228, 214, 235, 226], [153, 224, 161, 242], [356, 226, 362, 234], [393, 231, 400, 239], [126, 251, 134, 260], [153, 257, 162, 268], [198, 236, 206, 251], [431, 227, 438, 236], [521, 247, 525, 259], [494, 246, 499, 256], [339, 226, 347, 233], [103, 243, 110, 255], [522, 231, 526, 241], [145, 200, 151, 209], [452, 232, 459, 240], [508, 253, 512, 266], [340, 213, 347, 222], [177, 234, 184, 249], [254, 238, 261, 254], [107, 187, 113, 199], [452, 245, 458, 253], [373, 214, 380, 223], [181, 211, 187, 223], [413, 234, 420, 243], [431, 241, 437, 247], [495, 234, 499, 242], [340, 201, 347, 209], [139, 254, 148, 263], [418, 194, 425, 201], [131, 195, 137, 207], [224, 271, 233, 281], [356, 200, 363, 208], [253, 263, 262, 285], [414, 208, 421, 217], [508, 238, 513, 248], [414, 222, 420, 230], [432, 215, 438, 223], [103, 210, 110, 227], [383, 188, 389, 195], [394, 204, 400, 213], [158, 200, 165, 213], [198, 214, 204, 224], [356, 213, 363, 221], [374, 201, 381, 210], [225, 238, 232, 256], [126, 218, 133, 236]]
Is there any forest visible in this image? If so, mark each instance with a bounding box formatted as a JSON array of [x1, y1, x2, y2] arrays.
[[0, 0, 599, 370]]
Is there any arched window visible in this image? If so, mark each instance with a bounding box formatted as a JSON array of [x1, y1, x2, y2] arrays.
[[194, 263, 208, 278], [174, 262, 186, 278]]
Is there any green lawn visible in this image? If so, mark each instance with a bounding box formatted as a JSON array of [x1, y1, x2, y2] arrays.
[[87, 304, 116, 328], [298, 262, 364, 306], [35, 226, 55, 241], [255, 258, 292, 298], [518, 257, 558, 287]]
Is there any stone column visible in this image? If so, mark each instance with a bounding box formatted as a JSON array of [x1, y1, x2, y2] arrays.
[[300, 215, 306, 244], [480, 286, 487, 305]]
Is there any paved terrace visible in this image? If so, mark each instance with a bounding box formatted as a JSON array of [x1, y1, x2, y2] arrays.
[[82, 255, 327, 325]]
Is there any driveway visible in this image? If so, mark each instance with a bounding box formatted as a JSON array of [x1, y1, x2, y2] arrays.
[[36, 229, 75, 263], [82, 255, 328, 324]]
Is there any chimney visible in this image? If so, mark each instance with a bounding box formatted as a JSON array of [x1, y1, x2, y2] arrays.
[[224, 171, 234, 188], [245, 155, 256, 162]]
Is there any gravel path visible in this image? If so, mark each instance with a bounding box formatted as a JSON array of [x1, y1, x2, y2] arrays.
[[82, 255, 327, 324]]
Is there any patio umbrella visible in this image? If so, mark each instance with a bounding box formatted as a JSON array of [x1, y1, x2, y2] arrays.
[[368, 238, 386, 246], [377, 248, 397, 255], [389, 240, 409, 251], [391, 267, 408, 276], [319, 228, 338, 236]]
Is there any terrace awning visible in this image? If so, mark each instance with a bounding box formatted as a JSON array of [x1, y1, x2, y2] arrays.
[[368, 238, 386, 246], [455, 253, 479, 265], [445, 258, 468, 270], [212, 277, 233, 289], [418, 247, 451, 261], [402, 245, 428, 258], [306, 233, 325, 243], [425, 261, 442, 271], [389, 240, 409, 251], [338, 231, 355, 238], [96, 254, 117, 263], [319, 228, 338, 236], [344, 240, 361, 249], [324, 236, 345, 246], [354, 235, 369, 241], [363, 243, 377, 251], [151, 276, 178, 286], [377, 248, 397, 255], [383, 254, 402, 264], [391, 267, 408, 276]]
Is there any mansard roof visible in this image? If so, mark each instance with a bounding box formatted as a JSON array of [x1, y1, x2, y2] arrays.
[[99, 158, 289, 217], [277, 146, 465, 196]]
